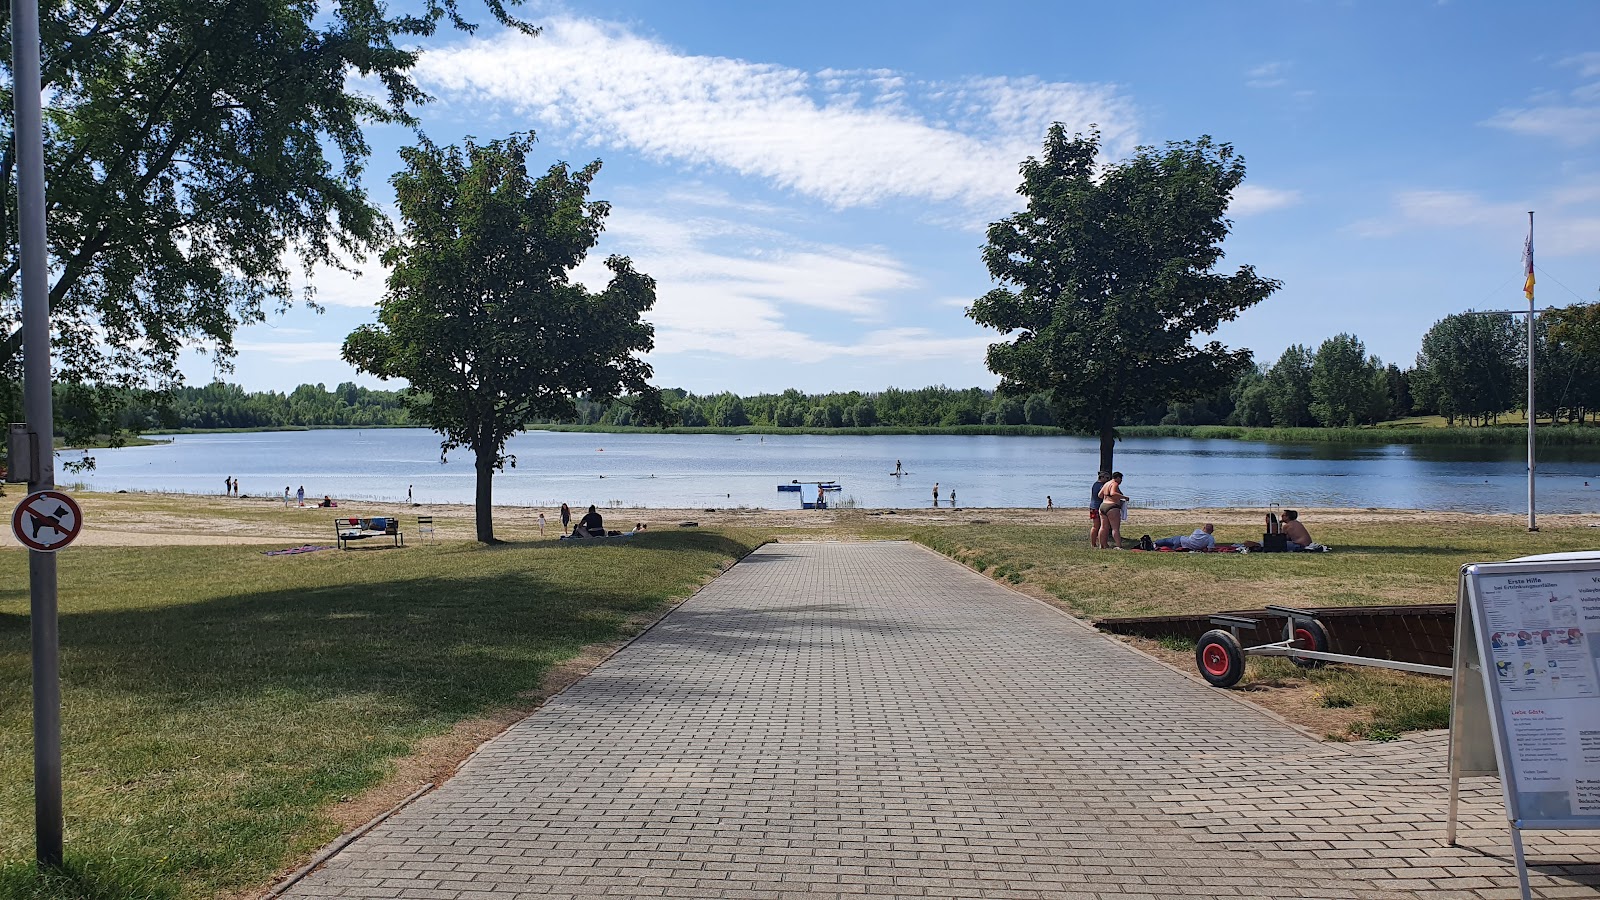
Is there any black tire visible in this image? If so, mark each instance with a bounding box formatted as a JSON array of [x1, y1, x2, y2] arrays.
[[1196, 629, 1246, 688], [1289, 618, 1331, 669]]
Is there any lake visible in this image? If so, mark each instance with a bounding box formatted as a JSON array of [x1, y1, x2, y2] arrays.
[[67, 428, 1600, 514]]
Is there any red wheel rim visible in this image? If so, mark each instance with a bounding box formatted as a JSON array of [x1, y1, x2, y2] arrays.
[[1294, 627, 1315, 650], [1202, 642, 1231, 677]]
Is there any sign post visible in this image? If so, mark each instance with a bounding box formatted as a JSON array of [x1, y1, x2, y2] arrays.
[[9, 0, 63, 866], [1449, 557, 1600, 899]]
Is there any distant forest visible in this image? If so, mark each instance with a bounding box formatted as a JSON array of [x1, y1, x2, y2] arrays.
[[21, 315, 1600, 437]]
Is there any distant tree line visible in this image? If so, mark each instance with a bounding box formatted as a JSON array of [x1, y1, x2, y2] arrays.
[[104, 382, 413, 431]]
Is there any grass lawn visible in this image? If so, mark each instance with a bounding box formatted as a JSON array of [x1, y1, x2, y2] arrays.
[[0, 530, 761, 900]]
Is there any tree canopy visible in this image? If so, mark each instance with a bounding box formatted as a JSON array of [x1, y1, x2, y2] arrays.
[[342, 134, 656, 543], [968, 125, 1280, 471], [0, 0, 533, 440]]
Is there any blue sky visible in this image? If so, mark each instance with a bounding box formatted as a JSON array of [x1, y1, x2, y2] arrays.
[[198, 0, 1600, 395]]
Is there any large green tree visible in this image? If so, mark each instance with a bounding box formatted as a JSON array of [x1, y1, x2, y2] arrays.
[[969, 125, 1280, 471], [1308, 333, 1386, 427], [1263, 344, 1314, 427], [343, 135, 657, 543], [1413, 313, 1521, 426], [0, 0, 532, 437]]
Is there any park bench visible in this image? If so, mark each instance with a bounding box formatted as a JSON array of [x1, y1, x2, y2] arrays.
[[334, 516, 405, 550]]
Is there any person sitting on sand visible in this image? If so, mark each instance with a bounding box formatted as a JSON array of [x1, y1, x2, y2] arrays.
[[574, 504, 605, 537], [1152, 523, 1215, 551], [1281, 509, 1313, 551]]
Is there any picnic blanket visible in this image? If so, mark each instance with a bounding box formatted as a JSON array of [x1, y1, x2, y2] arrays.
[[263, 545, 333, 557], [1130, 543, 1246, 554]]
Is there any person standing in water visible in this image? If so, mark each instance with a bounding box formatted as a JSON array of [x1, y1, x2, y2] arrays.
[[932, 482, 940, 505]]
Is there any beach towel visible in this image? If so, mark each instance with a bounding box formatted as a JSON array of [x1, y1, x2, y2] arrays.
[[263, 545, 333, 557]]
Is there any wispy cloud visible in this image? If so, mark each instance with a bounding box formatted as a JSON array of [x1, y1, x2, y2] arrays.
[[233, 341, 349, 365], [1229, 184, 1302, 216], [1351, 186, 1600, 255], [413, 17, 1139, 212], [1245, 61, 1289, 89], [1483, 54, 1600, 145]]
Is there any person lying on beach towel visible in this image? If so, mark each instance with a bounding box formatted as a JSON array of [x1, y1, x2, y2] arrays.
[[1149, 524, 1215, 551]]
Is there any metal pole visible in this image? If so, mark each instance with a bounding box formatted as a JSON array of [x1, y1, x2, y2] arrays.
[[1526, 211, 1536, 533], [10, 0, 63, 867]]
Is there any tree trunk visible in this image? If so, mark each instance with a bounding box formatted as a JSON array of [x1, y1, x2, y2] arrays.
[[474, 446, 497, 544], [1097, 416, 1115, 474]]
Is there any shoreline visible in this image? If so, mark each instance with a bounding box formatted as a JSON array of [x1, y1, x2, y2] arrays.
[[14, 490, 1598, 548]]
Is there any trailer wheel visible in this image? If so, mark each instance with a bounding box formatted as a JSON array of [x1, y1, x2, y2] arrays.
[[1196, 630, 1245, 688], [1290, 619, 1331, 669]]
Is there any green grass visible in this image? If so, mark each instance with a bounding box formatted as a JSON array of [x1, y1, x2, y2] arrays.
[[914, 518, 1597, 620], [0, 530, 760, 899], [1245, 657, 1454, 741]]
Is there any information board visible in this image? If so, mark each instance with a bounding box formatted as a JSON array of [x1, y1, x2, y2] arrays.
[[1451, 556, 1600, 900], [1469, 560, 1600, 823]]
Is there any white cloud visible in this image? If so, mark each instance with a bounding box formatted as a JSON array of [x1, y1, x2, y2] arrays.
[[1245, 61, 1288, 89], [1229, 184, 1302, 216], [1483, 105, 1600, 145], [413, 17, 1138, 212], [233, 341, 349, 365], [1563, 51, 1600, 79], [1483, 54, 1600, 145], [292, 255, 389, 309], [1350, 187, 1600, 255]]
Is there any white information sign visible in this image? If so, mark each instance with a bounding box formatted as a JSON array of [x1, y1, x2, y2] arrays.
[[1450, 556, 1600, 900]]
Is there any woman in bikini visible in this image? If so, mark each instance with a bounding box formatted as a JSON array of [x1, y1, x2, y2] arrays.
[[1097, 472, 1128, 549]]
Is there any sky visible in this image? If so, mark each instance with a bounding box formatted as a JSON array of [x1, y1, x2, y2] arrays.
[[194, 0, 1600, 396]]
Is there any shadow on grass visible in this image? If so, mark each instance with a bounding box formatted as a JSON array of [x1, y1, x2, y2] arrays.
[[0, 856, 175, 900], [1329, 544, 1490, 557], [0, 531, 759, 718]]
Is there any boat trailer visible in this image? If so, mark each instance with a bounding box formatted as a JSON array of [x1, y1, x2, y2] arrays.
[[1195, 604, 1453, 688]]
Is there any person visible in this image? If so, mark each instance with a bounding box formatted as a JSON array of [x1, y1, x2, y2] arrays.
[[560, 503, 572, 532], [223, 476, 231, 496], [932, 482, 939, 505], [817, 485, 826, 507], [1096, 472, 1128, 549], [949, 487, 956, 507], [537, 512, 546, 537], [407, 484, 413, 504], [895, 459, 903, 475], [1281, 509, 1313, 551], [232, 478, 240, 497], [575, 504, 604, 537], [1153, 523, 1216, 551], [1045, 495, 1052, 509], [320, 495, 333, 508], [284, 486, 291, 507], [1089, 470, 1110, 548], [296, 485, 305, 507]]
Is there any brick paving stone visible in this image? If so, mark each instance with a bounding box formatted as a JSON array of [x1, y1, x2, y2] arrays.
[[280, 542, 1597, 899]]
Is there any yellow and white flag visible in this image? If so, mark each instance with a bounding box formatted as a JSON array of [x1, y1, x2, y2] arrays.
[[1523, 230, 1535, 301]]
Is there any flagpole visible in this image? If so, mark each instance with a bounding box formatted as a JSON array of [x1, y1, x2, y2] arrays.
[[1526, 210, 1536, 533]]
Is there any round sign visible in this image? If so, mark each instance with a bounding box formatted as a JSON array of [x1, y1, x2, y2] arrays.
[[11, 490, 84, 552]]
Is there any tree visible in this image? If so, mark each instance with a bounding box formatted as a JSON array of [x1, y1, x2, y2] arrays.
[[1545, 302, 1600, 357], [969, 126, 1279, 471], [1263, 345, 1314, 427], [1414, 313, 1520, 426], [0, 0, 532, 443], [343, 135, 655, 543], [1308, 333, 1384, 427]]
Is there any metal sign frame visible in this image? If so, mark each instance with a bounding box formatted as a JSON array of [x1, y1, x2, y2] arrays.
[[1448, 558, 1600, 900]]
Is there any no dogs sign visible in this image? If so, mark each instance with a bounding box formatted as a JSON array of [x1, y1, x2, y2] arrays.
[[11, 490, 83, 552]]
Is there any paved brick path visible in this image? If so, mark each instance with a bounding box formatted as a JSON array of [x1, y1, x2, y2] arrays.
[[283, 542, 1597, 899]]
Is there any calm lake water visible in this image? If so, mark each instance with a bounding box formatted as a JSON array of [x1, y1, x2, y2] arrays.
[[68, 429, 1600, 514]]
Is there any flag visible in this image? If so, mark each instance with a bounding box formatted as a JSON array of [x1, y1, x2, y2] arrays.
[[1523, 230, 1535, 301]]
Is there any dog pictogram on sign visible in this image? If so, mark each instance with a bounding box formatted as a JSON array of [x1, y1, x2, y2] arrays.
[[11, 490, 83, 552]]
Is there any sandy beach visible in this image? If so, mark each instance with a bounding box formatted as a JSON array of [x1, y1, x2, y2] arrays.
[[7, 490, 1595, 548]]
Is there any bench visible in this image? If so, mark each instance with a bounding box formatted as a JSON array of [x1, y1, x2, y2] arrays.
[[334, 516, 405, 550]]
